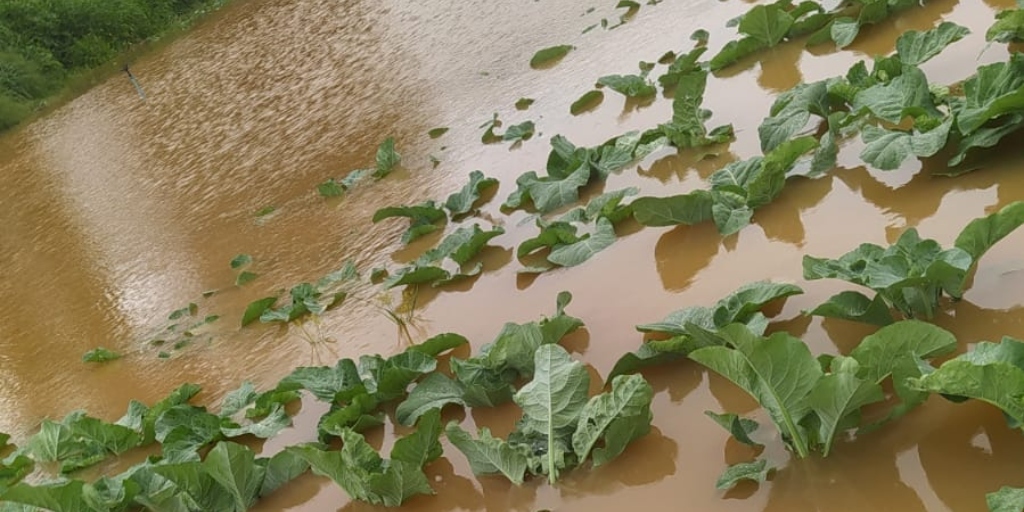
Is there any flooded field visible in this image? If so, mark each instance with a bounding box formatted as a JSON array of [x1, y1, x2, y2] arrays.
[[3, 0, 1024, 510]]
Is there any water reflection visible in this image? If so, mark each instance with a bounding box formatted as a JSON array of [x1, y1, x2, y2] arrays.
[[654, 222, 724, 292]]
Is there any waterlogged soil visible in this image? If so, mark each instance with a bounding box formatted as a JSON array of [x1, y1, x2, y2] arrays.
[[3, 0, 1024, 510]]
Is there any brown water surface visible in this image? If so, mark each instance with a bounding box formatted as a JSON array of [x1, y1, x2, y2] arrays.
[[3, 0, 1024, 510]]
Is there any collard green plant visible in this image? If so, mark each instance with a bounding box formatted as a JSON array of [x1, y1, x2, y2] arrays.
[[274, 334, 465, 441], [910, 336, 1024, 429], [289, 410, 443, 506], [372, 201, 449, 245], [631, 136, 817, 234], [503, 131, 664, 214], [610, 281, 802, 379], [516, 188, 637, 272], [444, 170, 498, 217], [446, 344, 653, 485], [383, 223, 505, 289], [804, 201, 1024, 324], [396, 292, 583, 425], [597, 72, 656, 98]]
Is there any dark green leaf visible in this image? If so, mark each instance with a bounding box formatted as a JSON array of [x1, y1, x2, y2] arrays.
[[716, 459, 772, 490], [82, 348, 122, 363], [502, 121, 535, 142], [427, 127, 448, 139], [241, 297, 277, 327], [570, 90, 604, 115], [530, 45, 574, 68], [738, 3, 794, 46], [805, 291, 895, 326], [896, 22, 970, 66], [444, 171, 498, 217], [374, 137, 401, 178], [445, 424, 529, 485], [598, 74, 656, 98], [631, 191, 714, 227], [953, 201, 1024, 262], [229, 254, 252, 269]]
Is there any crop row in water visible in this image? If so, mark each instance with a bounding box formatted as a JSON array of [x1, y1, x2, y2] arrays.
[[7, 0, 1024, 511]]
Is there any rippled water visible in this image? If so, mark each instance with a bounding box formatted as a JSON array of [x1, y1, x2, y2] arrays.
[[3, 0, 1024, 510]]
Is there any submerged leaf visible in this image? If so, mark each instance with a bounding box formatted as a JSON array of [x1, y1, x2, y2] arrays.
[[716, 459, 772, 490], [444, 171, 498, 217], [570, 90, 604, 115], [530, 45, 574, 68], [82, 348, 122, 363], [374, 137, 401, 178]]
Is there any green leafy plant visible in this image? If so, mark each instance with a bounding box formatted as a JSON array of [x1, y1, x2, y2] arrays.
[[82, 347, 122, 363], [396, 292, 584, 425], [516, 188, 636, 272], [446, 344, 653, 485], [530, 45, 574, 68], [383, 223, 504, 289], [501, 121, 535, 142], [503, 131, 665, 214], [690, 320, 954, 487], [631, 136, 817, 234], [444, 170, 498, 218], [610, 281, 803, 379], [242, 261, 359, 325], [289, 410, 443, 506], [804, 201, 1024, 324], [372, 201, 448, 245]]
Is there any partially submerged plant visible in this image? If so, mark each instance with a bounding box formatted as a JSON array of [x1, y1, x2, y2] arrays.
[[804, 201, 1024, 325]]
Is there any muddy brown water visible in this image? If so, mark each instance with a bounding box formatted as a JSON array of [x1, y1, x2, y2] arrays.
[[3, 0, 1024, 510]]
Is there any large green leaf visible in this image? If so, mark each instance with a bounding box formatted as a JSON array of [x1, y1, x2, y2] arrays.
[[805, 290, 894, 326], [203, 442, 265, 511], [280, 359, 360, 402], [852, 66, 937, 124], [514, 344, 590, 483], [805, 358, 884, 456], [571, 374, 652, 466], [896, 22, 969, 66], [444, 171, 498, 217], [911, 339, 1024, 427], [372, 201, 448, 245], [987, 9, 1024, 43], [597, 74, 655, 98], [418, 224, 505, 267], [738, 3, 794, 46], [155, 405, 224, 463], [1, 480, 87, 512], [955, 53, 1024, 134], [689, 325, 822, 457], [630, 191, 714, 227], [658, 69, 734, 148], [758, 80, 829, 152], [953, 201, 1024, 262], [444, 424, 529, 485], [503, 164, 591, 213], [259, 449, 309, 498], [546, 217, 617, 267], [390, 410, 443, 467], [395, 373, 467, 426]]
